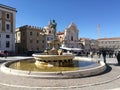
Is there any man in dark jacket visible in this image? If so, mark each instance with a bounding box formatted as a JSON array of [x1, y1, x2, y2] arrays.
[[102, 49, 107, 64], [117, 51, 120, 65]]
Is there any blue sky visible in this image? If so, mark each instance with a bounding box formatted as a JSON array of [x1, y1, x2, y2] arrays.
[[1, 0, 120, 39]]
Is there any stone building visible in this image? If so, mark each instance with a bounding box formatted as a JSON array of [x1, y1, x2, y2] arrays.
[[57, 32, 64, 43], [15, 25, 45, 54], [79, 38, 90, 50], [79, 38, 99, 52], [57, 22, 79, 48], [90, 39, 99, 51], [98, 37, 120, 51], [0, 4, 17, 52], [43, 20, 54, 49]]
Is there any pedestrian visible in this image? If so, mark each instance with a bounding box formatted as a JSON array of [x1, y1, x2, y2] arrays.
[[97, 50, 101, 58], [90, 51, 94, 58], [102, 49, 107, 64], [116, 51, 120, 65]]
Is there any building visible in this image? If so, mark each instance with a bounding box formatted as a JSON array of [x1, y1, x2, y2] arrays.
[[79, 38, 90, 50], [58, 22, 79, 48], [90, 39, 99, 51], [57, 32, 64, 43], [43, 20, 54, 49], [98, 37, 120, 51], [0, 4, 17, 53], [79, 38, 99, 52], [15, 25, 46, 54]]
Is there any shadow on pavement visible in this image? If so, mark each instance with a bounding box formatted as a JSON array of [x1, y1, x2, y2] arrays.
[[73, 65, 112, 79], [107, 63, 120, 66], [102, 64, 112, 74], [92, 64, 112, 76]]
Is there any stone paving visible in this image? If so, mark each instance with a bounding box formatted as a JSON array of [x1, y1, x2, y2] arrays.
[[0, 56, 120, 90]]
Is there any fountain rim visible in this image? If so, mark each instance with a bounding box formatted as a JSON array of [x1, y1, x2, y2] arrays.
[[32, 53, 75, 57], [0, 57, 107, 79], [32, 53, 75, 61]]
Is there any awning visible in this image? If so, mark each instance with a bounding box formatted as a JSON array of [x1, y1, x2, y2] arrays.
[[60, 47, 83, 51]]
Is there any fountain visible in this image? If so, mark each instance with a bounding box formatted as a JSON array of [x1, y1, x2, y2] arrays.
[[0, 20, 106, 79], [33, 20, 75, 68]]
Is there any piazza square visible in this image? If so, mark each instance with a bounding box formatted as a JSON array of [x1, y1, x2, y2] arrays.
[[0, 1, 120, 90]]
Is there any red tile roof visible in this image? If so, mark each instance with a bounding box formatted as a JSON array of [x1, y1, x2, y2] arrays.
[[57, 32, 64, 35], [98, 37, 120, 40]]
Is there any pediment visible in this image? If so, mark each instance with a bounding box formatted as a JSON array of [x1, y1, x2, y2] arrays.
[[66, 22, 79, 33]]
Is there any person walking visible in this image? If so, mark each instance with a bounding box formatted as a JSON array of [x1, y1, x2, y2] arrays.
[[116, 51, 120, 65], [97, 50, 101, 58], [102, 49, 107, 64], [90, 51, 94, 58]]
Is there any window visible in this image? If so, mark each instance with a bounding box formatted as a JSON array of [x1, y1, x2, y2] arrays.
[[5, 22, 11, 31], [7, 14, 9, 18], [6, 13, 10, 20], [30, 32, 32, 36], [6, 41, 10, 48], [6, 24, 10, 30], [6, 35, 10, 38]]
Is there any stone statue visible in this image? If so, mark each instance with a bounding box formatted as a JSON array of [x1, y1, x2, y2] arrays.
[[51, 20, 57, 40]]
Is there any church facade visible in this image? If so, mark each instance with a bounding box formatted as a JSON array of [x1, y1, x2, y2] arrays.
[[58, 22, 80, 48]]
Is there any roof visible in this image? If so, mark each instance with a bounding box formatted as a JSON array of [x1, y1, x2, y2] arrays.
[[79, 38, 90, 40], [0, 4, 17, 12], [98, 37, 120, 40], [57, 32, 64, 35]]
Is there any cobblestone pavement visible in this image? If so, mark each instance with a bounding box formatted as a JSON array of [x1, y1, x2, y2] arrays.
[[0, 56, 120, 90]]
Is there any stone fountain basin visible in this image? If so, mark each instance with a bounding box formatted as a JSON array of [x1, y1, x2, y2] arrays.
[[0, 57, 106, 79], [32, 53, 75, 61]]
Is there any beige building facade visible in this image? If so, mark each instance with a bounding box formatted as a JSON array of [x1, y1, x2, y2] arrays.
[[43, 21, 54, 49], [79, 38, 99, 52], [0, 4, 17, 52], [15, 25, 46, 54], [98, 37, 120, 51]]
